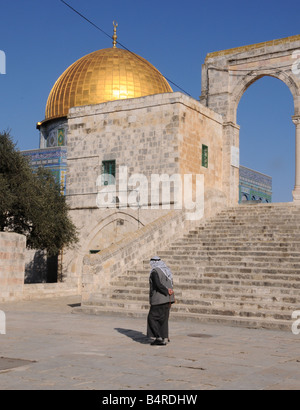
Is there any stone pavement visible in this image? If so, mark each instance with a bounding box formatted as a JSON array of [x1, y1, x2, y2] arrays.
[[0, 295, 299, 390]]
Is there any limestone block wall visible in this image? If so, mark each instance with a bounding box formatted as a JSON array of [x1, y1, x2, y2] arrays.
[[0, 233, 26, 302], [67, 92, 224, 210], [66, 92, 182, 210], [177, 94, 225, 214]]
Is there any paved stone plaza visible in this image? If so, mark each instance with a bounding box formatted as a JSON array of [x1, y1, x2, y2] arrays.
[[0, 296, 299, 390]]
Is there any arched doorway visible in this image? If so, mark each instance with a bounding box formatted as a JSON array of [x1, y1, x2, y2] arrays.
[[201, 35, 300, 205], [237, 76, 295, 203]]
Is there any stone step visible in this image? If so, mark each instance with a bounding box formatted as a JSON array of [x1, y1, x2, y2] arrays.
[[142, 256, 300, 265], [203, 271, 300, 282], [161, 243, 300, 250], [196, 235, 300, 241], [178, 235, 300, 243], [185, 226, 299, 232], [156, 249, 300, 256], [204, 222, 300, 228], [143, 250, 300, 256], [188, 222, 300, 227], [183, 226, 300, 232], [218, 212, 300, 219], [160, 248, 300, 256], [142, 261, 300, 272], [172, 238, 300, 246], [176, 243, 290, 248]]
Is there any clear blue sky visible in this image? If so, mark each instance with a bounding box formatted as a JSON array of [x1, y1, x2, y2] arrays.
[[0, 0, 299, 202]]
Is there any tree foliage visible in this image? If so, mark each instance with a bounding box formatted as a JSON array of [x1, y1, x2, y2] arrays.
[[0, 131, 78, 256]]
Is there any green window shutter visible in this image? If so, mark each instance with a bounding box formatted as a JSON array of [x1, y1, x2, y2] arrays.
[[102, 160, 116, 185], [202, 145, 208, 168]]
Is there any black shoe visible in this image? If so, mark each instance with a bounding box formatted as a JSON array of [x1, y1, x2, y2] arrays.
[[151, 338, 166, 346]]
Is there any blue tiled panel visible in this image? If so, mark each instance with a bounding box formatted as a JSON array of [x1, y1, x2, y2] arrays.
[[239, 166, 272, 203], [22, 147, 67, 196]]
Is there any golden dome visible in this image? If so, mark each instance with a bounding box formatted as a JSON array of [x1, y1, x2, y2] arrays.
[[44, 47, 173, 122]]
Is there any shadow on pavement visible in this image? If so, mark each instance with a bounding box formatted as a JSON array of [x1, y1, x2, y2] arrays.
[[115, 328, 151, 345]]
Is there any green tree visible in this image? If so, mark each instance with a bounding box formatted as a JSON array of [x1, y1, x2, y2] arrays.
[[0, 131, 78, 256]]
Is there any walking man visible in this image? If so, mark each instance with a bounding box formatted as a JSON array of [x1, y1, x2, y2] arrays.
[[147, 256, 175, 346]]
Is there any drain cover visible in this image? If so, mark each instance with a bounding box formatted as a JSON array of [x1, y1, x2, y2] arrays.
[[188, 334, 213, 338], [0, 357, 35, 371]]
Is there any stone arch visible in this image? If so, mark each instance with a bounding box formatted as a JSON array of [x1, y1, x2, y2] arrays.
[[67, 211, 146, 284], [232, 71, 299, 123], [201, 35, 300, 204], [86, 211, 145, 252]]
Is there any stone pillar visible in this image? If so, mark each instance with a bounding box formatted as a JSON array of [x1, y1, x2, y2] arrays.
[[223, 122, 241, 207], [292, 115, 300, 202]]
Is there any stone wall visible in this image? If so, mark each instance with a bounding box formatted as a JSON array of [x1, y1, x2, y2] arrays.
[[22, 282, 79, 300], [66, 92, 182, 210], [66, 92, 224, 210], [0, 232, 26, 302], [177, 94, 225, 213]]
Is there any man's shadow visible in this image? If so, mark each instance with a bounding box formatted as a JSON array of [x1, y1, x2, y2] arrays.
[[115, 328, 151, 344]]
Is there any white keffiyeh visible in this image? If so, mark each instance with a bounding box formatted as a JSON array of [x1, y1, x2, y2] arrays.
[[150, 256, 173, 285]]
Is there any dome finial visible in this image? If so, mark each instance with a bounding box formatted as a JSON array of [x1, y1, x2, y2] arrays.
[[112, 21, 118, 48]]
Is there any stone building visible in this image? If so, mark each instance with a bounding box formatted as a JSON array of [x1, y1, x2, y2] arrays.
[[23, 32, 300, 291]]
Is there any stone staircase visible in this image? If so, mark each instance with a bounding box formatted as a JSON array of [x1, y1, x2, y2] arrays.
[[78, 203, 300, 330]]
